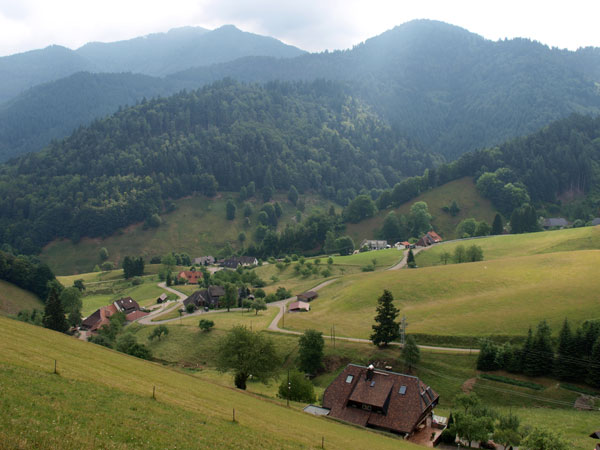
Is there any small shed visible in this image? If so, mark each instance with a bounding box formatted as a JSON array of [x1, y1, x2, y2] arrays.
[[297, 291, 318, 302], [289, 301, 310, 312], [157, 293, 167, 303]]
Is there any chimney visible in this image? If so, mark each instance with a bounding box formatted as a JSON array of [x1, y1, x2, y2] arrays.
[[366, 364, 375, 381]]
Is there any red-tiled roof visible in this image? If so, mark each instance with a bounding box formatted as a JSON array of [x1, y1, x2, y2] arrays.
[[81, 304, 118, 332], [427, 231, 442, 242], [126, 310, 149, 322], [178, 271, 203, 284], [322, 364, 438, 435]]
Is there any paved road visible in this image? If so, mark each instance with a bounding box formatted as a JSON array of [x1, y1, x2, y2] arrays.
[[137, 283, 188, 325], [387, 245, 431, 270]]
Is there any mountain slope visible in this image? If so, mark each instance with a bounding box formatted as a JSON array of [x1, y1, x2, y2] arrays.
[[0, 316, 416, 449]]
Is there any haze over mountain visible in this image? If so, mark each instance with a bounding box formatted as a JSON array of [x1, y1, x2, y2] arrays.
[[1, 20, 599, 163], [0, 25, 305, 105]]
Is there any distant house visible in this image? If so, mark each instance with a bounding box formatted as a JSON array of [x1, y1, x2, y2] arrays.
[[395, 241, 411, 249], [542, 217, 569, 229], [360, 240, 388, 250], [193, 256, 215, 266], [322, 364, 439, 437], [221, 256, 258, 269], [592, 218, 600, 226], [183, 285, 226, 310], [178, 269, 202, 284], [81, 297, 146, 331], [157, 293, 167, 303], [288, 301, 310, 312], [297, 291, 318, 302], [416, 231, 442, 247]]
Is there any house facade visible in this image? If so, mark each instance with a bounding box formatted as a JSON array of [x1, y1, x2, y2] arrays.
[[322, 364, 439, 437], [360, 240, 388, 250]]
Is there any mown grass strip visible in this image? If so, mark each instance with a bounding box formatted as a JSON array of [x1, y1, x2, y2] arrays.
[[479, 373, 545, 391]]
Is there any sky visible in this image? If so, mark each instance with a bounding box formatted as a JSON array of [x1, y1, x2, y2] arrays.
[[1, 0, 599, 57]]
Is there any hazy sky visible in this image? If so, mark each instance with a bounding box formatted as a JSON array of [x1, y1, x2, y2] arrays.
[[1, 0, 599, 57]]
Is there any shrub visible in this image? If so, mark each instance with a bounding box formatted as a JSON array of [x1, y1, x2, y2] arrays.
[[278, 371, 316, 403], [131, 277, 143, 286], [186, 303, 196, 314], [199, 319, 215, 332]]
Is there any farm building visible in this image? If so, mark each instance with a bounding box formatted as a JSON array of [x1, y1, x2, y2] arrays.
[[178, 270, 202, 284], [416, 231, 442, 247], [322, 364, 440, 438], [193, 256, 215, 266], [592, 218, 600, 226], [288, 301, 310, 312], [81, 297, 146, 331], [360, 240, 388, 250], [542, 217, 569, 229], [157, 293, 167, 303], [183, 285, 226, 310], [297, 291, 318, 302], [220, 256, 258, 269]]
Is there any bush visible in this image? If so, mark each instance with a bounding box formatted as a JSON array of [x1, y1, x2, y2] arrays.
[[186, 303, 196, 313], [265, 294, 278, 303], [278, 371, 316, 403], [199, 319, 215, 332], [253, 288, 266, 298], [101, 261, 115, 271], [131, 277, 143, 286], [439, 428, 456, 445]]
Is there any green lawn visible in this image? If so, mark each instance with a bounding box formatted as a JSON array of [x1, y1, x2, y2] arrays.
[[41, 192, 337, 275], [0, 280, 43, 315], [416, 225, 600, 267], [284, 250, 600, 341], [0, 316, 419, 449], [346, 177, 497, 244]]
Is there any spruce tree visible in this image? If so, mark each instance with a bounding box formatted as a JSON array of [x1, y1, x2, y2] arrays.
[[491, 213, 503, 235], [531, 320, 554, 376], [588, 337, 600, 388], [521, 327, 537, 376], [370, 290, 400, 347], [43, 285, 69, 333], [555, 319, 576, 380], [406, 249, 416, 268], [402, 335, 420, 372]]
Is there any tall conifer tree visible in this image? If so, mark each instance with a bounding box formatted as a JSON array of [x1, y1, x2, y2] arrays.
[[371, 290, 400, 347]]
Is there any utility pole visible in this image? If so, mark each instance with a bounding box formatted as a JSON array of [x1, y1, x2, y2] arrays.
[[287, 369, 290, 407]]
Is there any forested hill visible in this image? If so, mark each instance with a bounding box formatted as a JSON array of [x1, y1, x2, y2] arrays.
[[2, 20, 600, 162], [0, 80, 434, 254], [171, 20, 600, 159]]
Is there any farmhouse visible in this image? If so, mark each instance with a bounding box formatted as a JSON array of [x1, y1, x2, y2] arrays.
[[193, 256, 215, 266], [297, 291, 318, 302], [322, 364, 439, 437], [360, 239, 388, 250], [395, 241, 411, 249], [416, 231, 442, 247], [288, 301, 310, 312], [81, 297, 146, 331], [183, 285, 226, 310], [542, 217, 569, 229], [221, 256, 258, 269], [178, 269, 202, 284]]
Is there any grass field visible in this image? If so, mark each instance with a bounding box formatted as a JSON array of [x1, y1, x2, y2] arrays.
[[0, 316, 418, 449], [346, 177, 497, 244], [416, 225, 600, 267], [284, 250, 600, 341], [41, 193, 337, 275], [0, 280, 43, 315]]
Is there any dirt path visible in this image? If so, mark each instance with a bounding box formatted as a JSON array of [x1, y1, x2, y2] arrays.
[[387, 245, 432, 270]]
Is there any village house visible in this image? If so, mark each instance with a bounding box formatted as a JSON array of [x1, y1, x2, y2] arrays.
[[183, 285, 226, 310], [288, 300, 310, 312], [542, 217, 569, 229], [177, 269, 202, 284], [416, 231, 443, 247], [193, 256, 215, 266], [220, 256, 258, 269], [81, 297, 147, 332], [395, 241, 411, 249], [156, 293, 167, 303], [360, 239, 388, 250], [321, 364, 440, 438], [297, 291, 318, 302]]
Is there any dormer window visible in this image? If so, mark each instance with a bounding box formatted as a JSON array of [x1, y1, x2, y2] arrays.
[[345, 375, 354, 383], [399, 385, 407, 395]]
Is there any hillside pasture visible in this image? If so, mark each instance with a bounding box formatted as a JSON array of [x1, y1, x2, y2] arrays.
[[346, 177, 497, 243], [0, 316, 416, 449], [283, 250, 600, 340], [416, 225, 600, 267], [0, 280, 43, 315]]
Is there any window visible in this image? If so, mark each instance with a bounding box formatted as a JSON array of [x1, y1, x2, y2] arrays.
[[361, 404, 372, 411], [345, 375, 354, 383], [399, 385, 407, 395], [370, 381, 376, 387]]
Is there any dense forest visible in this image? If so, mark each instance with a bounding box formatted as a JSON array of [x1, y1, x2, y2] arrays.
[[0, 79, 435, 254], [2, 20, 599, 162], [0, 250, 56, 300]]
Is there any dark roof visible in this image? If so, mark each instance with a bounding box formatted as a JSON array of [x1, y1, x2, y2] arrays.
[[208, 285, 225, 297], [81, 304, 118, 331], [115, 297, 140, 313], [543, 217, 569, 227], [184, 285, 225, 309], [221, 256, 257, 268], [323, 364, 438, 435], [590, 430, 600, 439], [183, 290, 208, 308], [298, 291, 318, 301]]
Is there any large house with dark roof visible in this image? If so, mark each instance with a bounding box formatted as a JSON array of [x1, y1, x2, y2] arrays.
[[322, 364, 439, 437], [416, 231, 442, 247], [221, 256, 258, 269], [81, 297, 146, 332], [183, 285, 226, 310]]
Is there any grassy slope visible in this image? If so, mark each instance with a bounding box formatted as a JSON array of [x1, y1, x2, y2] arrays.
[[416, 225, 600, 267], [284, 250, 600, 339], [346, 177, 497, 244], [0, 316, 417, 450], [0, 280, 43, 315], [41, 192, 337, 275]]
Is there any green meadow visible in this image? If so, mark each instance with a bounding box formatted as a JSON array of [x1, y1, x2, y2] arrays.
[[41, 192, 337, 275], [346, 177, 497, 243], [0, 280, 43, 315], [0, 316, 418, 449], [284, 250, 600, 341], [416, 225, 600, 267]]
